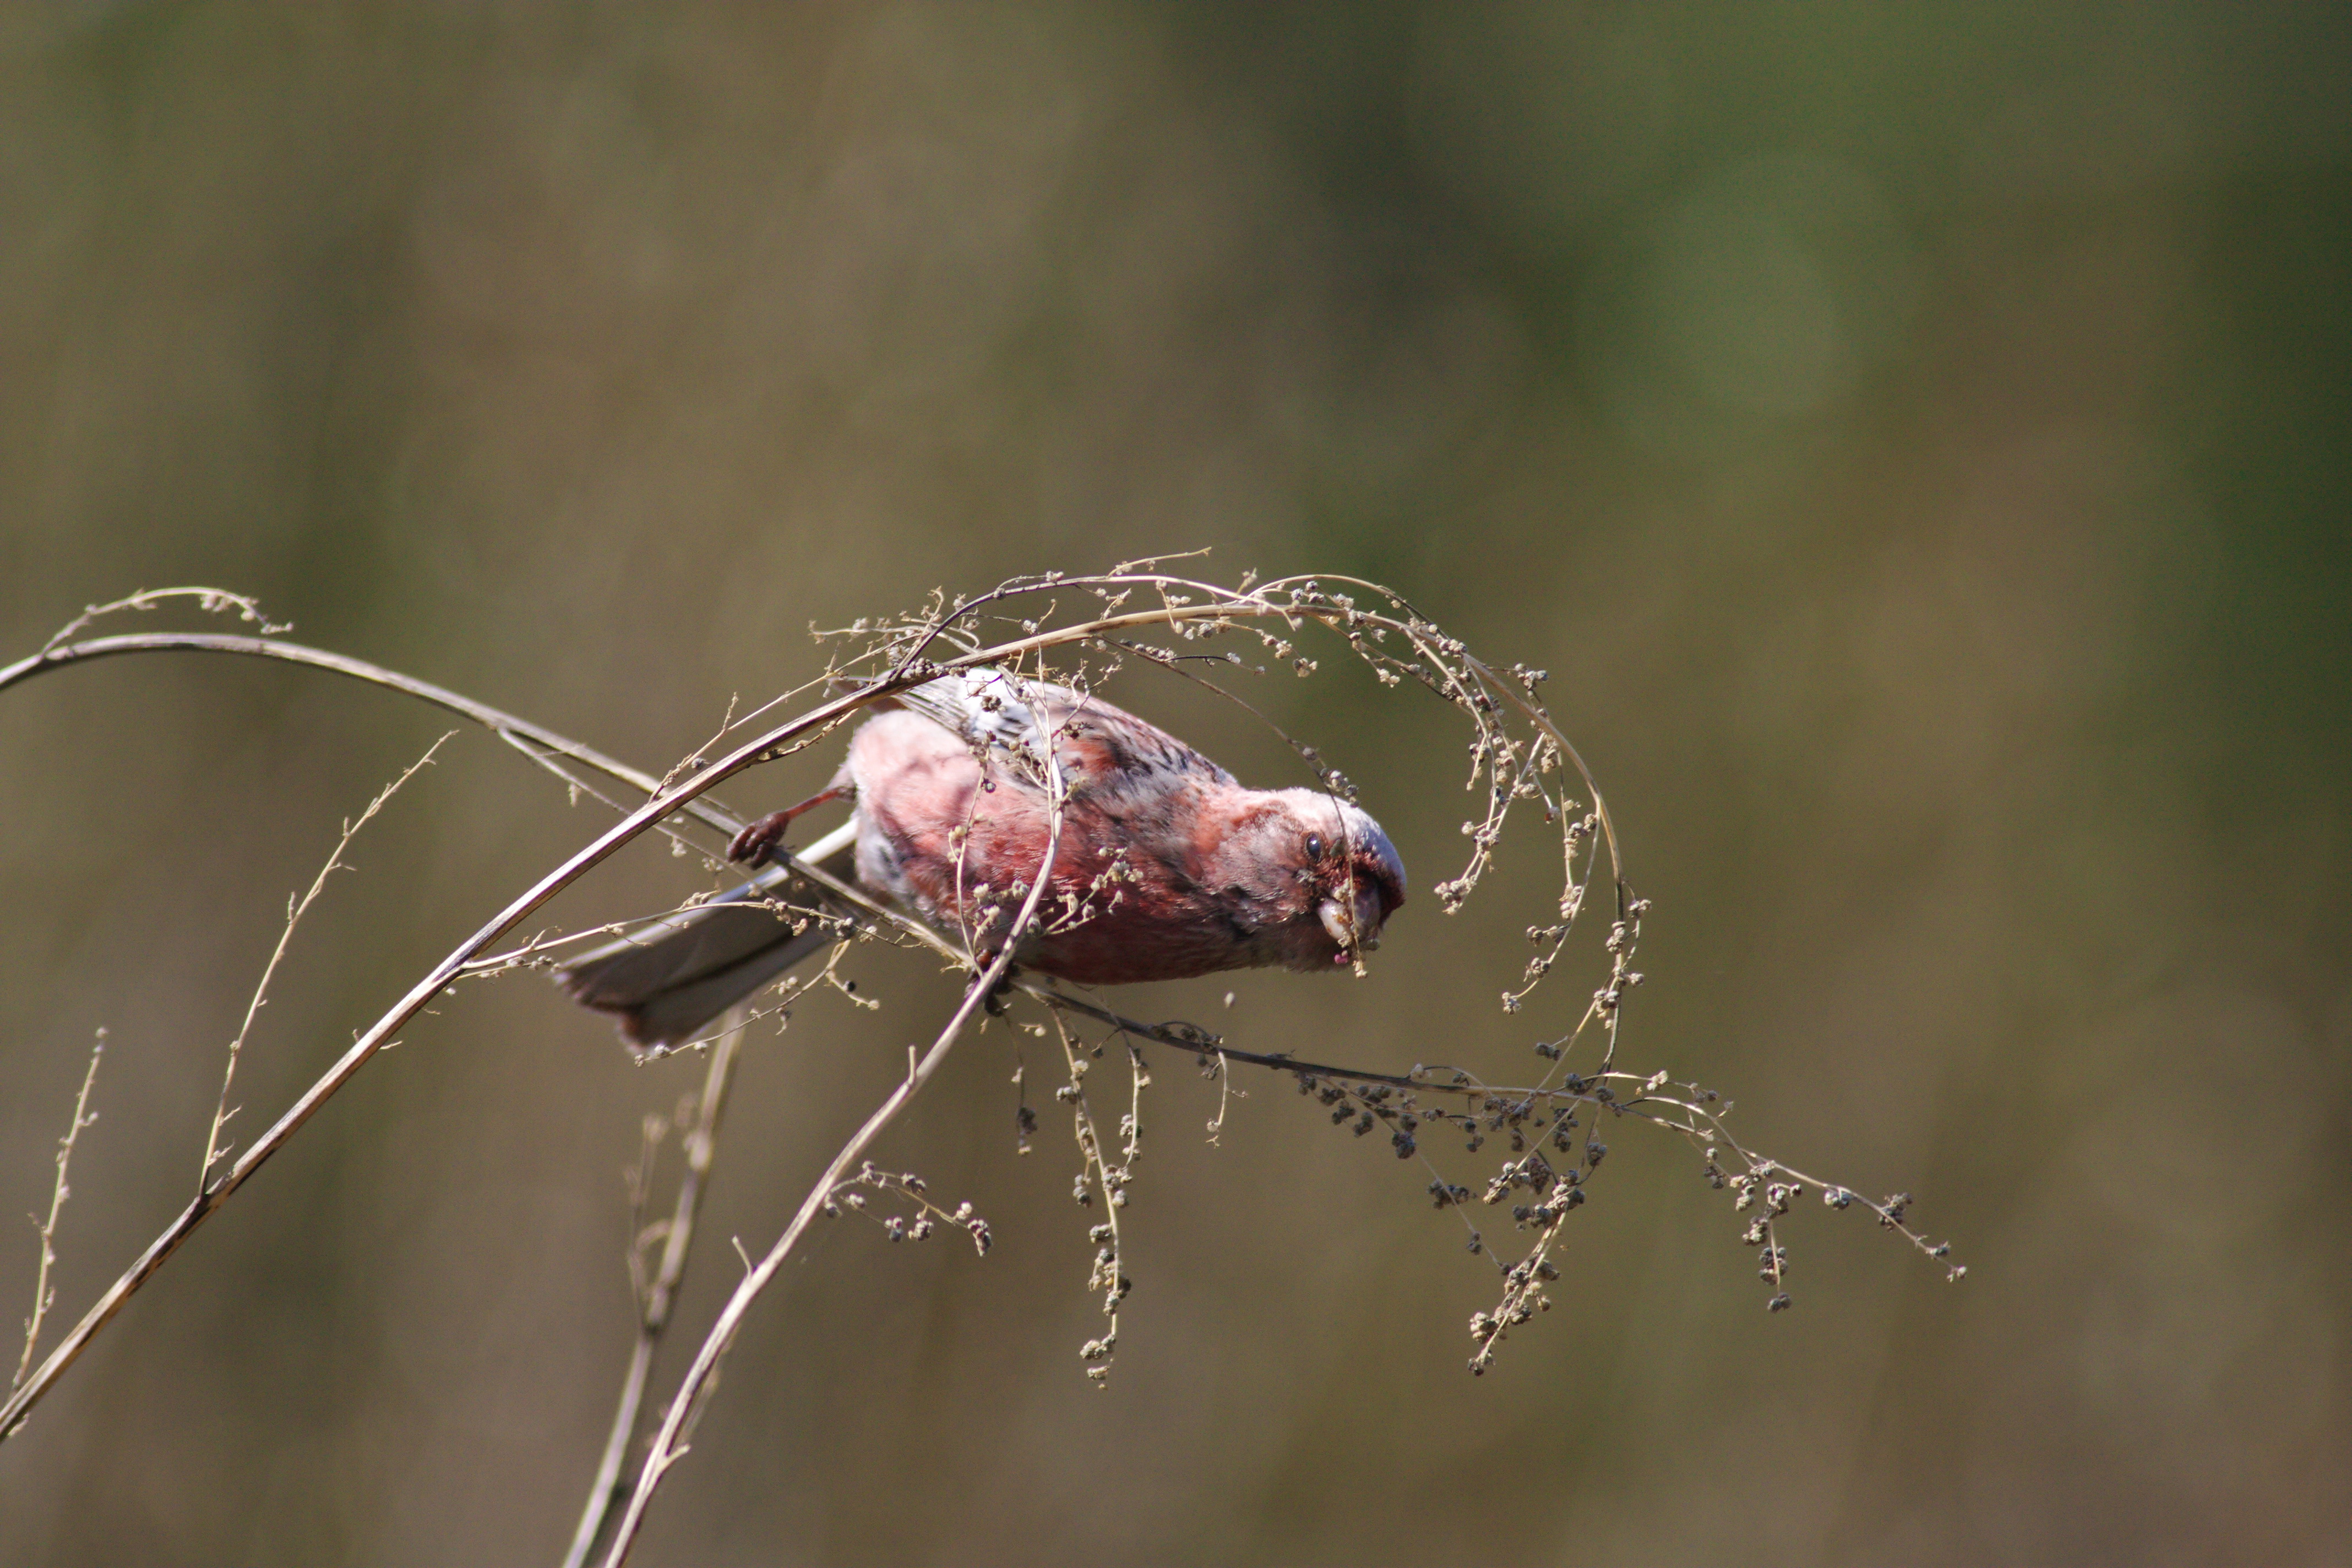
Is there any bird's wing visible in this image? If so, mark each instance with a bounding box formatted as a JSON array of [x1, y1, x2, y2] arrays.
[[896, 668, 1232, 793]]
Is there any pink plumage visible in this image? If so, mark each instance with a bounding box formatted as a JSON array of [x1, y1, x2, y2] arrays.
[[560, 669, 1406, 1048]]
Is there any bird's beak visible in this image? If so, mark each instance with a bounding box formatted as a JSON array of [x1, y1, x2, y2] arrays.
[[1319, 884, 1385, 954]]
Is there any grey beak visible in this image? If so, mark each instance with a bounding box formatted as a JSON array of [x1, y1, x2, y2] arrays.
[[1319, 889, 1384, 953]]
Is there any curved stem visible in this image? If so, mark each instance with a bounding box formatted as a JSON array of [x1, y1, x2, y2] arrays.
[[0, 632, 739, 839]]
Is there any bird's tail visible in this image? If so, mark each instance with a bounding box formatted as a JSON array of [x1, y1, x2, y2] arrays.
[[557, 819, 860, 1052]]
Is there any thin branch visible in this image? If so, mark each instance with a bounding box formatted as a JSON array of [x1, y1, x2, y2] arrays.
[[14, 1031, 104, 1390], [202, 733, 453, 1192]]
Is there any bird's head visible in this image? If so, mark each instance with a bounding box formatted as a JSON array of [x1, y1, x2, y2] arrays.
[[1205, 789, 1407, 972]]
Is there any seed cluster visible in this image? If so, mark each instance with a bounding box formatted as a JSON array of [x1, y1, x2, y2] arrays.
[[821, 1162, 992, 1256]]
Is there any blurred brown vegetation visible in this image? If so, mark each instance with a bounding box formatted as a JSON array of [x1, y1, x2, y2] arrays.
[[3, 4, 2348, 1564]]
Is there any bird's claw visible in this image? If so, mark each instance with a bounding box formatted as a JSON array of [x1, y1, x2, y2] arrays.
[[729, 811, 795, 865]]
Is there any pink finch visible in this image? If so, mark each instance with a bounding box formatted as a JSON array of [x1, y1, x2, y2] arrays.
[[560, 668, 1406, 1049]]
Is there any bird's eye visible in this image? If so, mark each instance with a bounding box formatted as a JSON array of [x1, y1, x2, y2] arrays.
[[1303, 832, 1325, 862]]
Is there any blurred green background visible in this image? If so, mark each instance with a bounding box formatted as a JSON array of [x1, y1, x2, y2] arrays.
[[3, 4, 2346, 1564]]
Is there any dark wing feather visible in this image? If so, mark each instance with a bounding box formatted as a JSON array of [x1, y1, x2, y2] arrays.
[[557, 834, 856, 1049]]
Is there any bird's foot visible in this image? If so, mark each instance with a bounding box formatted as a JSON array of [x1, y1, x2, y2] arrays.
[[727, 784, 850, 864], [727, 812, 792, 864]]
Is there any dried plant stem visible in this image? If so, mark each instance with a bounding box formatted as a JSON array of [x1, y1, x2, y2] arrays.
[[203, 733, 453, 1191], [1044, 1008, 1130, 1381], [34, 587, 286, 658], [561, 1011, 747, 1568], [14, 1031, 104, 1392], [592, 715, 1069, 1568]]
